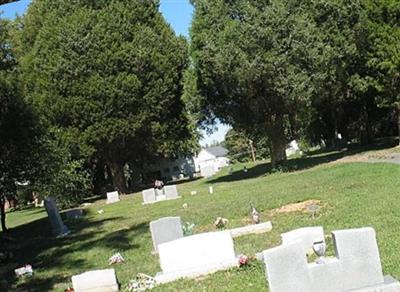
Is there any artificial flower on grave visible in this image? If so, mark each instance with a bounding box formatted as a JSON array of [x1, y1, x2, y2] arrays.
[[214, 217, 229, 229], [238, 254, 249, 267]]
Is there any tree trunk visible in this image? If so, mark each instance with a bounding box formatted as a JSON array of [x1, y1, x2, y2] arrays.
[[397, 104, 400, 146], [93, 159, 107, 196], [0, 196, 7, 233], [107, 159, 128, 194], [267, 115, 287, 168]]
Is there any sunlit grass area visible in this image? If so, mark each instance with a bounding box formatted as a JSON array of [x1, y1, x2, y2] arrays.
[[4, 146, 400, 291]]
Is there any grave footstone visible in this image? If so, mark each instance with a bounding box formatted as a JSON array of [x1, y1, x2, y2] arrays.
[[164, 185, 179, 200], [106, 191, 120, 204], [142, 188, 156, 204], [44, 197, 70, 237], [155, 230, 237, 284], [72, 268, 119, 292], [150, 217, 183, 253]]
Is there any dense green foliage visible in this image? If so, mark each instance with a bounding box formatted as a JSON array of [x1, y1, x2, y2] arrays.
[[189, 0, 400, 164], [190, 0, 321, 166], [0, 18, 42, 231], [17, 0, 193, 192]]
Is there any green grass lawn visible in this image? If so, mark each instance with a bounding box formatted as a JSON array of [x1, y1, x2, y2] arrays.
[[3, 145, 400, 291]]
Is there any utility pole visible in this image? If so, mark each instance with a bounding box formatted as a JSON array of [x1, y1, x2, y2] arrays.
[[249, 139, 256, 162]]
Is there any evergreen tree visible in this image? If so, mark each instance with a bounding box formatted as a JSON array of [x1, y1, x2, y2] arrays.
[[18, 0, 193, 192], [190, 0, 321, 166]]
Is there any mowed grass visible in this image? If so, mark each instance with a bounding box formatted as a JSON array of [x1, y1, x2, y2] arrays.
[[4, 147, 400, 291]]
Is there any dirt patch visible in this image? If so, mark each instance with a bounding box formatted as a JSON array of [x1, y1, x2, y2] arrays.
[[269, 199, 321, 215], [331, 146, 400, 164]]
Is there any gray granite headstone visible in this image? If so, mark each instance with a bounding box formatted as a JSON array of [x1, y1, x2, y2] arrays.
[[150, 216, 183, 253], [65, 208, 83, 220], [164, 185, 179, 199], [142, 188, 156, 204], [44, 197, 70, 237]]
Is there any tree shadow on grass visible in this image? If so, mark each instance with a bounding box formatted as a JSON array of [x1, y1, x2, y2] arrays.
[[209, 141, 398, 184], [4, 215, 147, 291]]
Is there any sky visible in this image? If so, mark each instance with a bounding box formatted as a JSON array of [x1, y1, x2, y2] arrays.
[[0, 0, 230, 147]]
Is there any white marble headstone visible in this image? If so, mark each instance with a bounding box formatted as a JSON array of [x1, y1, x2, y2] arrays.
[[72, 268, 119, 292], [106, 191, 120, 204], [142, 188, 156, 204], [263, 227, 400, 292], [164, 185, 179, 199], [200, 165, 215, 178], [156, 230, 237, 283], [281, 226, 325, 254]]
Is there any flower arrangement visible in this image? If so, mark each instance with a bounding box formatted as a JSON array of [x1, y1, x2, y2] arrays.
[[182, 222, 195, 236], [214, 217, 229, 229], [238, 254, 249, 267]]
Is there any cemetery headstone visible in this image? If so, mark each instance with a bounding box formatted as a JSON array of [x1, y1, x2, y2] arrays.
[[142, 188, 156, 204], [106, 191, 120, 204], [263, 227, 400, 292], [72, 268, 119, 292], [44, 197, 70, 237], [150, 217, 184, 253], [200, 165, 215, 178], [65, 208, 83, 220], [281, 226, 325, 254], [155, 230, 237, 284], [208, 186, 214, 194], [164, 185, 179, 200]]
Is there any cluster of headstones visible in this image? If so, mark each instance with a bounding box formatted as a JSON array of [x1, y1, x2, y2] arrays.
[[142, 185, 180, 205], [44, 197, 399, 291], [150, 216, 272, 284]]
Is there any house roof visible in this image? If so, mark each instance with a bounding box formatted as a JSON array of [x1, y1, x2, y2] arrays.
[[204, 146, 228, 158]]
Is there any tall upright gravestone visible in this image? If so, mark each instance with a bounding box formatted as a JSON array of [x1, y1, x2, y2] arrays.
[[44, 197, 70, 237]]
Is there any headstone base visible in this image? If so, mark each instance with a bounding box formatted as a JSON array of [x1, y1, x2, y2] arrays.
[[352, 276, 400, 292], [142, 196, 181, 205], [155, 258, 239, 284]]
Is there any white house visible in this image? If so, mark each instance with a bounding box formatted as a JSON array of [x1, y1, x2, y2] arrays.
[[194, 146, 230, 174]]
